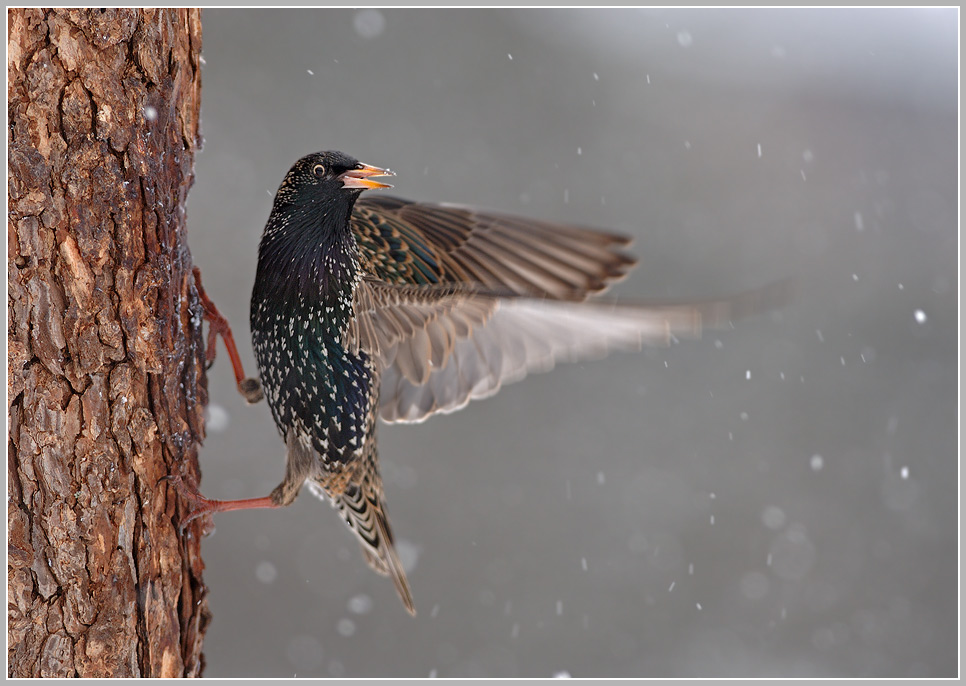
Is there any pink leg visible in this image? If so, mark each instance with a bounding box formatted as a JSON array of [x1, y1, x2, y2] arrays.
[[162, 475, 281, 531], [192, 266, 263, 403]]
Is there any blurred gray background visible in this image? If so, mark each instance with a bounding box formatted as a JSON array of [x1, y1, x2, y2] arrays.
[[185, 8, 957, 678]]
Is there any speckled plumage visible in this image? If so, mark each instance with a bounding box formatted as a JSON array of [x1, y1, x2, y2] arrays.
[[217, 150, 789, 616], [249, 152, 414, 612]]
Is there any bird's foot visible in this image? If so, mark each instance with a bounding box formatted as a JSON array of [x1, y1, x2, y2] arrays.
[[160, 474, 218, 534], [192, 266, 263, 404], [239, 377, 264, 404], [161, 474, 282, 534]]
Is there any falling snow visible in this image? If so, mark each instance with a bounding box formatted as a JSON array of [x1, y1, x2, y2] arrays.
[[353, 9, 385, 38], [762, 506, 786, 530], [183, 14, 954, 674], [255, 560, 277, 584], [336, 618, 356, 637], [348, 594, 373, 614], [205, 403, 230, 433]]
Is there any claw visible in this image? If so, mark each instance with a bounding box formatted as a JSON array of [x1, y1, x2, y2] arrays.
[[205, 323, 219, 368], [162, 470, 282, 534], [160, 473, 216, 533]]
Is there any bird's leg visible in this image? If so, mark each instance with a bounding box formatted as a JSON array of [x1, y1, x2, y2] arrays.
[[163, 432, 316, 532], [192, 265, 264, 403], [161, 474, 283, 532], [268, 433, 318, 507]]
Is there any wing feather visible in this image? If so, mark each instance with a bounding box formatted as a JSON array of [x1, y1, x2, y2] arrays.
[[347, 196, 791, 425], [352, 196, 635, 299], [348, 274, 791, 424]]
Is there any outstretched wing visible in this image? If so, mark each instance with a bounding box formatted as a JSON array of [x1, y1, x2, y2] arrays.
[[348, 276, 792, 425], [351, 195, 636, 299], [346, 277, 498, 387]]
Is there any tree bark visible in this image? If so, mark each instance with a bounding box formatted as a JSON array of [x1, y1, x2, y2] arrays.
[[8, 8, 211, 677]]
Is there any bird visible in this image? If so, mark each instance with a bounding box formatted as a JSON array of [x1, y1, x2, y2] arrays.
[[166, 149, 790, 616]]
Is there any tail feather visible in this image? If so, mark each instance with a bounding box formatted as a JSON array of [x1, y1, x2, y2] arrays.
[[314, 473, 416, 616], [360, 507, 416, 616]]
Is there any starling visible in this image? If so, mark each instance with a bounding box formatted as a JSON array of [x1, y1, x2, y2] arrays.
[[168, 150, 790, 616]]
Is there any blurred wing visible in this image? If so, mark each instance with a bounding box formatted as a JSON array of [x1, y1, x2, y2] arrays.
[[346, 277, 498, 387], [372, 280, 793, 424], [351, 195, 636, 299]]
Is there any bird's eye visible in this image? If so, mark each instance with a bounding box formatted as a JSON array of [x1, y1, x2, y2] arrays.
[[313, 164, 326, 177]]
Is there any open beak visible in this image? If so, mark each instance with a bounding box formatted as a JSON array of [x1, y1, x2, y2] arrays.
[[339, 163, 395, 190]]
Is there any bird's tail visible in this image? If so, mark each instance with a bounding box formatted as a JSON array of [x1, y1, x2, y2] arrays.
[[315, 460, 416, 616]]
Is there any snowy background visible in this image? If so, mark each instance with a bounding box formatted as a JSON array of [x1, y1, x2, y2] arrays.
[[185, 8, 957, 678]]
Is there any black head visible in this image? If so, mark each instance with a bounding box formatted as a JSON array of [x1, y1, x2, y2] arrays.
[[273, 150, 394, 208]]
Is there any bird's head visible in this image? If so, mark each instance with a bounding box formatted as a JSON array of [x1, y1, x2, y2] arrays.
[[274, 150, 394, 208]]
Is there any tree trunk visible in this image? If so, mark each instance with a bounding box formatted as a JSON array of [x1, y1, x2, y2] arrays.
[[8, 8, 212, 677]]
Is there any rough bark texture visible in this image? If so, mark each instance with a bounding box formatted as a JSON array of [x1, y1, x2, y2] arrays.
[[8, 8, 211, 677]]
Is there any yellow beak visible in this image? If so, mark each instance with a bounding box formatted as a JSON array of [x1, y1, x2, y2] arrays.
[[339, 163, 395, 190]]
